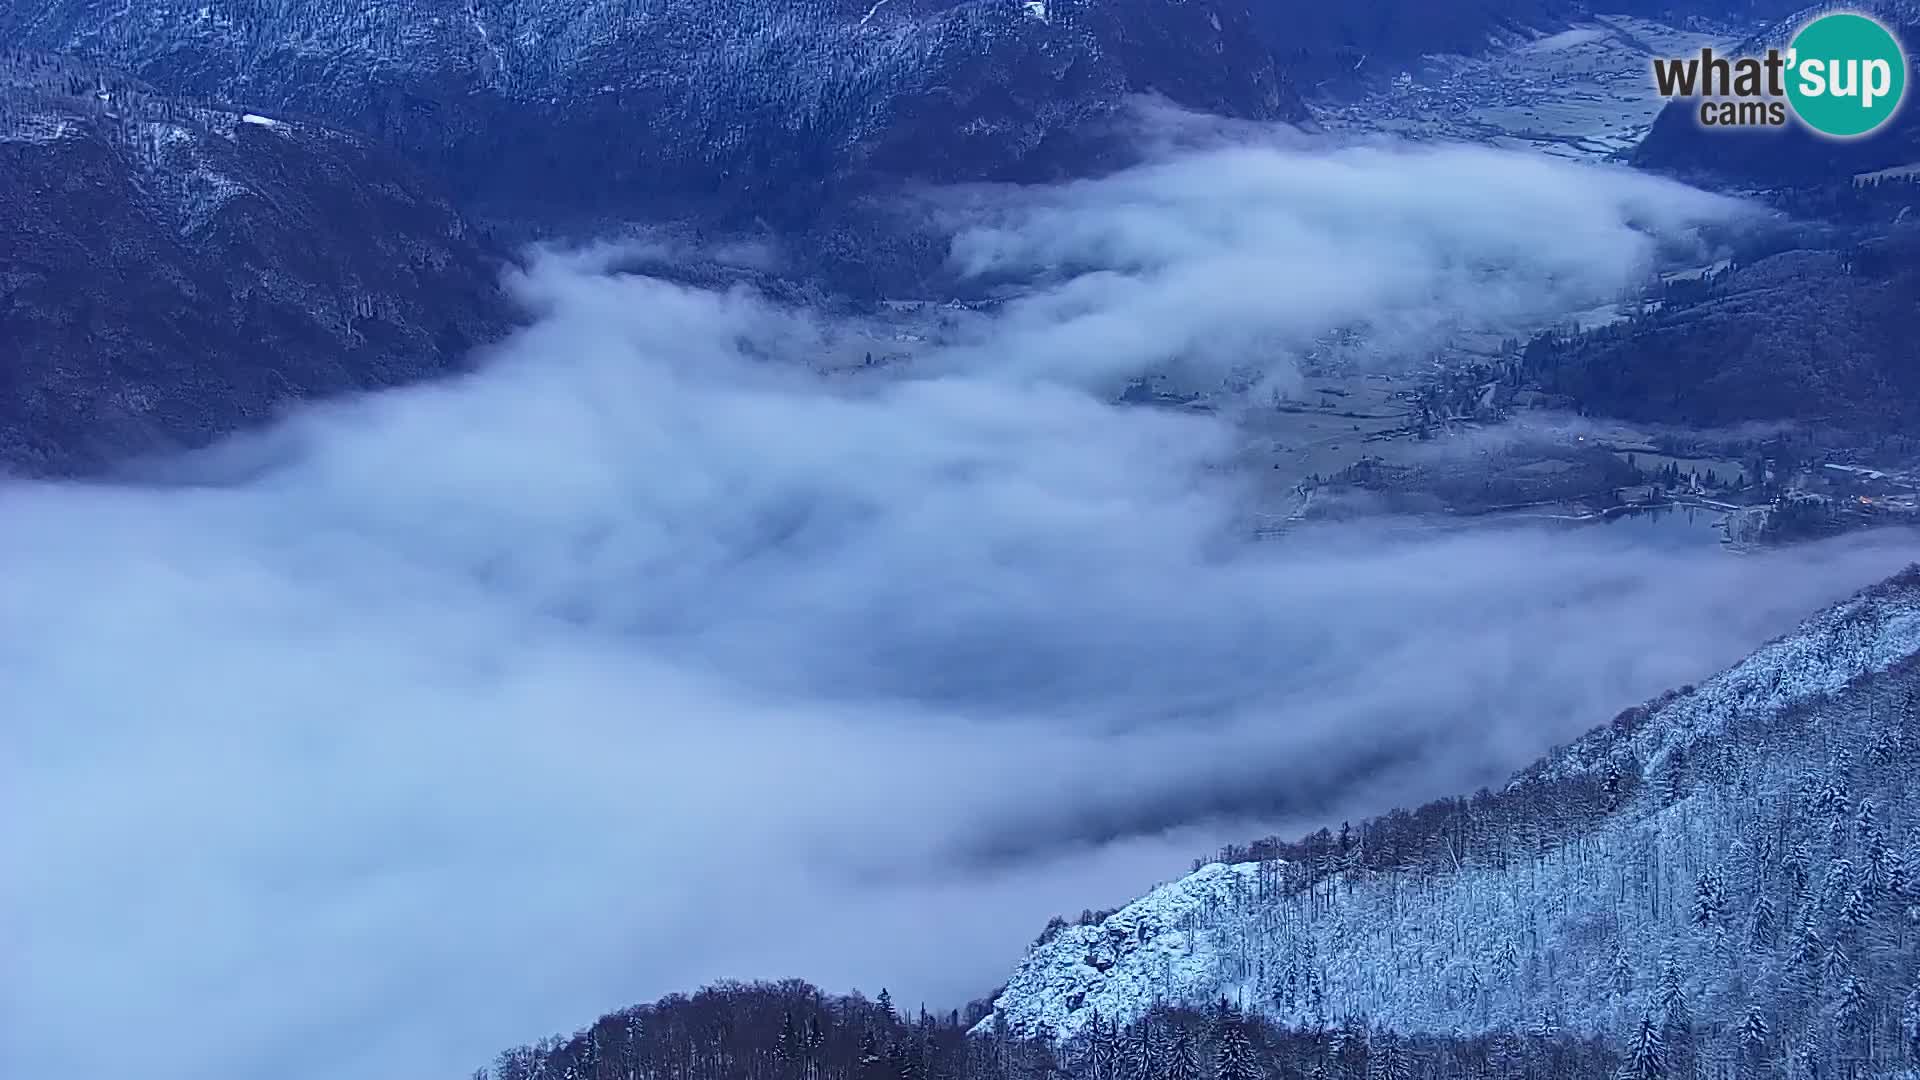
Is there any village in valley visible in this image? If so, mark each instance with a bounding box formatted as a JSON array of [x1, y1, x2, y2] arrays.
[[1238, 347, 1920, 549], [838, 289, 1920, 552]]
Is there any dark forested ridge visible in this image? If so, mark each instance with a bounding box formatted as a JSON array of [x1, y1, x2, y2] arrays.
[[480, 980, 1629, 1080], [0, 0, 1306, 467], [1633, 92, 1920, 190], [0, 0, 1825, 224], [1518, 187, 1920, 432], [0, 51, 511, 475], [0, 0, 1302, 229]]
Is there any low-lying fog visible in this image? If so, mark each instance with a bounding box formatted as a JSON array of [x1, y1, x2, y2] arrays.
[[6, 136, 1913, 1080]]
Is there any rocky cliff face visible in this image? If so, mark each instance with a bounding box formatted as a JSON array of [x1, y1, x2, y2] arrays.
[[0, 53, 511, 475]]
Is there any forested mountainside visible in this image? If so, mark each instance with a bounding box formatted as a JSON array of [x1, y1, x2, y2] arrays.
[[1518, 206, 1920, 432], [0, 52, 509, 475], [977, 566, 1920, 1080], [1631, 1, 1920, 186], [0, 0, 1299, 227], [471, 571, 1920, 1080], [477, 978, 1636, 1080], [1159, 0, 1805, 95], [3, 0, 1826, 227]]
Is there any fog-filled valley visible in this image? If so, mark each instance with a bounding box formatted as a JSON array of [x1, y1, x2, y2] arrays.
[[8, 4, 1920, 1080], [6, 134, 1919, 1079]]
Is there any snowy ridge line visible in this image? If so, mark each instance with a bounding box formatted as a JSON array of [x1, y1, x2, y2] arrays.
[[978, 565, 1920, 1047], [1, 53, 345, 158], [1523, 563, 1920, 787], [2, 50, 400, 235]]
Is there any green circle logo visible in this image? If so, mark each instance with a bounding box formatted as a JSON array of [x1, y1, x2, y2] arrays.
[[1786, 12, 1908, 138]]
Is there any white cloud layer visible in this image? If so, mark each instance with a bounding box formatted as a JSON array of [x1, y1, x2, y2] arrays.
[[4, 139, 1904, 1080]]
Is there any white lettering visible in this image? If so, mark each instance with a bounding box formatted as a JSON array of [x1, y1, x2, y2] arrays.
[[1863, 58, 1893, 107], [1800, 57, 1828, 96], [1831, 57, 1859, 98]]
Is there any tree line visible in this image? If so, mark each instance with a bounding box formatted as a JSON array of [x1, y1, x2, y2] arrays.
[[479, 981, 1630, 1080]]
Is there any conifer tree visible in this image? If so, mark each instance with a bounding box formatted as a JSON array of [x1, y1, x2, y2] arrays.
[[1612, 950, 1635, 1000], [1123, 1019, 1161, 1080], [1691, 874, 1719, 929], [1658, 958, 1690, 1033], [1165, 1028, 1200, 1080], [1211, 1017, 1258, 1080], [777, 1011, 800, 1073], [1620, 1015, 1665, 1080], [889, 1039, 919, 1080], [1839, 885, 1874, 928], [859, 1030, 886, 1080], [806, 1016, 826, 1071], [1903, 983, 1920, 1064], [1822, 940, 1851, 983], [1737, 1006, 1768, 1052], [1749, 894, 1777, 951], [1835, 973, 1869, 1036]]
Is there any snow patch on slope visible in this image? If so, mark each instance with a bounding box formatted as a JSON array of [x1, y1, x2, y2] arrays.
[[973, 862, 1264, 1037], [1, 114, 75, 143]]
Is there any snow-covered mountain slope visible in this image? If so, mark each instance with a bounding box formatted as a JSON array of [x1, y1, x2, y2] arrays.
[[0, 52, 509, 475], [0, 0, 1300, 226], [1314, 16, 1738, 163], [980, 564, 1920, 1074]]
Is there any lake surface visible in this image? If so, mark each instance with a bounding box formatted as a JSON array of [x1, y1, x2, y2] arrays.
[[1445, 501, 1731, 549], [1586, 504, 1730, 548]]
